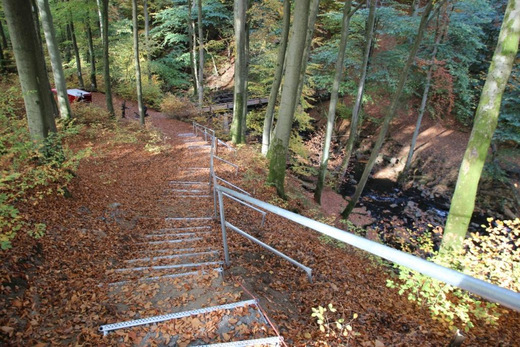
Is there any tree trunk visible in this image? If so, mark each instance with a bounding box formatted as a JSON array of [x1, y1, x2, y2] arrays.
[[0, 39, 5, 72], [68, 19, 85, 90], [196, 0, 204, 108], [143, 0, 152, 82], [187, 0, 198, 97], [441, 0, 520, 253], [96, 0, 114, 117], [85, 17, 97, 91], [230, 0, 249, 144], [400, 5, 449, 183], [36, 0, 72, 120], [30, 0, 44, 52], [261, 0, 290, 156], [267, 0, 311, 198], [0, 20, 7, 71], [341, 0, 434, 219], [314, 0, 356, 204], [338, 0, 377, 184], [132, 0, 145, 125], [295, 0, 320, 105], [2, 0, 57, 143], [0, 20, 8, 48]]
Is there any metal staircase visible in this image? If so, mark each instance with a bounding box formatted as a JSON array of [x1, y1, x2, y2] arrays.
[[99, 126, 283, 346]]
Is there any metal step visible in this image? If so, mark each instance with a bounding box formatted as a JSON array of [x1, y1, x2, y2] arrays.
[[125, 250, 219, 263], [107, 267, 223, 286], [99, 299, 257, 335], [200, 337, 283, 347], [113, 261, 223, 272]]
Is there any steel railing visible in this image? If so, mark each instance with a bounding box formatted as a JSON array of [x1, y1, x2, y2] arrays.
[[214, 184, 520, 312], [192, 122, 520, 312]]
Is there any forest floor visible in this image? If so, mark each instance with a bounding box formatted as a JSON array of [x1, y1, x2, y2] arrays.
[[1, 93, 519, 346]]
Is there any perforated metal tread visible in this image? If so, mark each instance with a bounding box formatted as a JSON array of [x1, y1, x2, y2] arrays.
[[99, 299, 257, 335], [199, 337, 283, 347]]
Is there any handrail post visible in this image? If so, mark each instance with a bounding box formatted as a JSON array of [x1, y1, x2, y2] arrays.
[[217, 188, 230, 266], [210, 136, 218, 218]]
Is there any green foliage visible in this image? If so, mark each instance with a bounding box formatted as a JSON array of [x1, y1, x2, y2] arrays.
[[152, 0, 233, 91], [387, 219, 519, 331], [311, 303, 358, 339], [0, 85, 90, 249], [115, 77, 164, 109], [495, 58, 520, 145], [245, 109, 266, 138], [160, 93, 197, 119]]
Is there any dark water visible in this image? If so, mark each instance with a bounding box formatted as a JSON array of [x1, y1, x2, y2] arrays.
[[338, 173, 488, 251]]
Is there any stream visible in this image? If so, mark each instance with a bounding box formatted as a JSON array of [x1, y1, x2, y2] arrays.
[[338, 175, 488, 252]]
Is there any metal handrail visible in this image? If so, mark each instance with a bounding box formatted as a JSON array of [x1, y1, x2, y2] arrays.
[[214, 155, 239, 175], [214, 176, 250, 196], [222, 192, 266, 227], [214, 184, 520, 312]]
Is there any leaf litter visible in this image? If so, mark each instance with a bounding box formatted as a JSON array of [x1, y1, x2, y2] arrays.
[[1, 98, 519, 346]]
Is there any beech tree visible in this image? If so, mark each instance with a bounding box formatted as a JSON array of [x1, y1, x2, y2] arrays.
[[261, 0, 290, 156], [85, 9, 97, 91], [196, 0, 204, 108], [68, 18, 85, 89], [314, 0, 366, 203], [96, 0, 114, 117], [187, 0, 199, 96], [2, 0, 57, 142], [143, 0, 152, 82], [230, 0, 249, 144], [341, 0, 436, 219], [337, 0, 377, 184], [36, 0, 72, 120], [132, 0, 145, 125], [400, 3, 451, 182], [295, 0, 320, 105], [441, 0, 520, 253], [267, 0, 311, 197]]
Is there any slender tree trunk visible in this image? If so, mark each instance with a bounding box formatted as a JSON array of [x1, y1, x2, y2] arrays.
[[143, 0, 152, 82], [0, 20, 7, 71], [230, 0, 249, 144], [68, 19, 85, 89], [314, 0, 356, 203], [63, 22, 72, 63], [341, 0, 434, 219], [267, 0, 311, 198], [338, 0, 377, 183], [295, 0, 320, 105], [261, 0, 290, 156], [30, 0, 44, 51], [85, 17, 97, 91], [132, 0, 145, 125], [2, 0, 57, 143], [196, 0, 204, 107], [0, 20, 8, 48], [400, 7, 449, 183], [187, 0, 198, 97], [0, 40, 5, 72], [36, 0, 72, 120], [96, 0, 114, 116], [31, 0, 59, 118], [441, 0, 520, 253]]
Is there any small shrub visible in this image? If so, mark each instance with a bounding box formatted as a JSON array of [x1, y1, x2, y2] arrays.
[[387, 219, 520, 331], [311, 303, 359, 340], [0, 111, 90, 249], [160, 93, 197, 120], [114, 78, 164, 109]]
